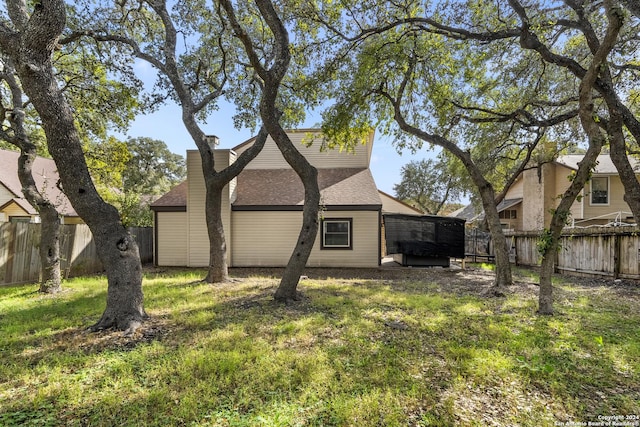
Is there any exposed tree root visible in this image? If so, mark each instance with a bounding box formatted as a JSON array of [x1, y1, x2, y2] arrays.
[[274, 291, 304, 304], [88, 312, 147, 336]]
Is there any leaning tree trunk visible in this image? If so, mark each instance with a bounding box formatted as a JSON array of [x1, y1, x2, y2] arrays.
[[535, 0, 620, 315], [259, 42, 320, 302], [388, 93, 514, 294], [266, 117, 320, 302], [1, 57, 63, 294], [4, 0, 145, 333], [18, 149, 62, 293], [471, 171, 513, 295], [219, 0, 321, 301], [37, 204, 62, 293]]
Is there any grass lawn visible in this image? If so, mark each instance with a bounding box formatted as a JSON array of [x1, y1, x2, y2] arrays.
[[0, 265, 638, 426]]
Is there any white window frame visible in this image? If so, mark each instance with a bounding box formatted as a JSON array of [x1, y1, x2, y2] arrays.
[[321, 218, 352, 249], [590, 176, 610, 206]]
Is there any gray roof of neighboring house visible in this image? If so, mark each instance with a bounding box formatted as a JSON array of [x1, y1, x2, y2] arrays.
[[556, 154, 640, 174], [152, 168, 382, 210], [0, 149, 77, 216]]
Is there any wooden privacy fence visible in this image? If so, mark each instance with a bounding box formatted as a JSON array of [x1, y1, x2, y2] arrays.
[[0, 223, 153, 286], [505, 226, 640, 279]]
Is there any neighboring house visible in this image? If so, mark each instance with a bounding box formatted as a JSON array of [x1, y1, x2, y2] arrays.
[[455, 154, 639, 231], [151, 129, 421, 268], [0, 149, 81, 224]]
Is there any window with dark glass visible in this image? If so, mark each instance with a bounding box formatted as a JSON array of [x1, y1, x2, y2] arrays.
[[321, 218, 352, 249], [498, 209, 517, 219], [9, 216, 31, 223], [591, 177, 609, 205]]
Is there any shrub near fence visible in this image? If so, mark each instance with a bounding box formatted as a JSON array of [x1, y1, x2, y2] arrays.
[[505, 226, 640, 279], [0, 222, 153, 286]]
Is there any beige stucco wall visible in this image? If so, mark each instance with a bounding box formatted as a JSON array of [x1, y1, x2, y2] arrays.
[[507, 163, 640, 230], [521, 168, 545, 230], [231, 210, 379, 267], [583, 175, 631, 221], [551, 164, 585, 222], [235, 131, 372, 170], [504, 178, 523, 199], [186, 150, 235, 267], [156, 211, 188, 266], [542, 163, 557, 227]]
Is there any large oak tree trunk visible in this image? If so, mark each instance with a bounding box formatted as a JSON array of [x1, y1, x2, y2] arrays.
[[538, 252, 555, 314], [270, 125, 320, 302], [219, 0, 321, 301], [138, 1, 270, 285], [533, 0, 620, 315], [2, 57, 63, 294], [2, 0, 145, 333], [193, 129, 268, 284], [204, 182, 228, 283], [19, 149, 62, 294], [37, 204, 62, 294], [464, 161, 513, 295]]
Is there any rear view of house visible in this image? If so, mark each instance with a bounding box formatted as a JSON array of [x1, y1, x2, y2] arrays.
[[152, 129, 416, 268]]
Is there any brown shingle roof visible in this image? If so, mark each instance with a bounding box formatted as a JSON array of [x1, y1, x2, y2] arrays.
[[152, 168, 382, 210], [150, 181, 187, 209], [234, 168, 381, 207], [0, 149, 77, 216]]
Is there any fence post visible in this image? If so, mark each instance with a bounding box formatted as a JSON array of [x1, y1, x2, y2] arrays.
[[614, 233, 621, 279]]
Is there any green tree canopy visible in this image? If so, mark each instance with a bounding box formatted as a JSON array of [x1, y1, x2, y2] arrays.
[[122, 136, 185, 195], [393, 156, 465, 215]]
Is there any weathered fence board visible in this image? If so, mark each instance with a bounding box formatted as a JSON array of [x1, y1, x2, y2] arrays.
[[0, 223, 153, 286], [504, 226, 640, 279], [130, 227, 153, 264]]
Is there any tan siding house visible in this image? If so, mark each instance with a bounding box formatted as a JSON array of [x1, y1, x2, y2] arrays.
[[156, 212, 188, 266], [498, 154, 640, 231], [152, 129, 410, 268]]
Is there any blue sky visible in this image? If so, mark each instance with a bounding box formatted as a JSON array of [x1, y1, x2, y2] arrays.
[[121, 99, 436, 196], [119, 59, 443, 197]]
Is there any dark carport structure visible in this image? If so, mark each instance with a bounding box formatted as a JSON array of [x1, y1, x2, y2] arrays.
[[383, 213, 465, 267]]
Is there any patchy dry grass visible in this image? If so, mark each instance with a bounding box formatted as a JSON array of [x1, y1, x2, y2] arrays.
[[0, 265, 638, 426]]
